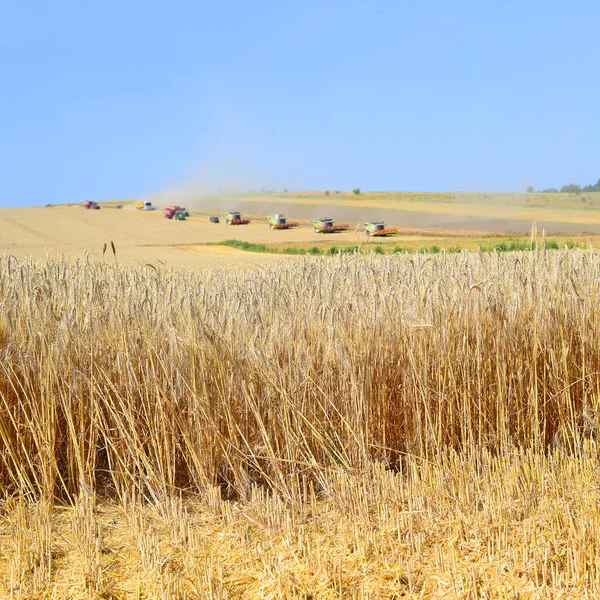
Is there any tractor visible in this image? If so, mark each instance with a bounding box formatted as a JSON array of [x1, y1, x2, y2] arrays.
[[209, 215, 220, 223], [224, 211, 250, 225], [311, 218, 349, 233], [364, 221, 398, 236], [83, 201, 100, 210], [163, 206, 187, 220], [266, 214, 299, 229]]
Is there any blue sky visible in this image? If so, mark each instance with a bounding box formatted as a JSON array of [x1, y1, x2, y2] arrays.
[[0, 0, 598, 206]]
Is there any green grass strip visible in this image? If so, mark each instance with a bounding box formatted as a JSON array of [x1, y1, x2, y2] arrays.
[[210, 239, 587, 257]]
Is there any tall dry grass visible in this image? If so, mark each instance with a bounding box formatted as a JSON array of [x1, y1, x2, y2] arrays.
[[0, 250, 599, 501]]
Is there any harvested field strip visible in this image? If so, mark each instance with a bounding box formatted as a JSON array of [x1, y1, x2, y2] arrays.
[[2, 449, 600, 598], [242, 190, 600, 211], [237, 192, 600, 224]]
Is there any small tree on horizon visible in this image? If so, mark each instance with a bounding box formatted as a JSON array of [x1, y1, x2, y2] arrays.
[[560, 184, 581, 194], [583, 179, 600, 192], [353, 188, 361, 195]]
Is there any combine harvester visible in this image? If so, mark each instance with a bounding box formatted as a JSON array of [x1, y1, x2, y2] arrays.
[[163, 205, 187, 220], [266, 214, 299, 229], [364, 221, 398, 236], [224, 211, 251, 225], [83, 201, 100, 209], [135, 201, 154, 210], [311, 218, 349, 233]]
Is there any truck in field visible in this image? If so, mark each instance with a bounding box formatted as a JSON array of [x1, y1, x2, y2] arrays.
[[266, 214, 299, 229], [83, 201, 100, 210], [364, 221, 398, 236], [163, 205, 187, 220], [135, 201, 154, 210], [224, 211, 250, 225], [311, 218, 349, 233]]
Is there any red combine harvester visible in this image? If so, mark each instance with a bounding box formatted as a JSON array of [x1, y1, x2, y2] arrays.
[[83, 201, 100, 209]]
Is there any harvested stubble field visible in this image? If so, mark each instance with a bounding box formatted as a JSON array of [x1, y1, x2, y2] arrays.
[[1, 250, 600, 598]]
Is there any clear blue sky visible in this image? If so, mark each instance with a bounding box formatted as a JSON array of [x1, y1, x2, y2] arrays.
[[1, 0, 598, 206]]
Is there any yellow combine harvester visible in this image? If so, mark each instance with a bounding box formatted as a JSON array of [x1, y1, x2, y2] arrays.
[[266, 214, 299, 229], [364, 221, 398, 236], [311, 218, 349, 233], [224, 211, 251, 225]]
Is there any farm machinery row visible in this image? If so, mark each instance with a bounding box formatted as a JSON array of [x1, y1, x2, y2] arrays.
[[166, 209, 398, 235], [217, 213, 396, 236], [310, 219, 397, 236], [127, 203, 399, 235]]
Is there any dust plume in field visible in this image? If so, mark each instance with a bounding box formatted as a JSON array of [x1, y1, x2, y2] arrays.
[[141, 156, 272, 212], [139, 156, 349, 221]]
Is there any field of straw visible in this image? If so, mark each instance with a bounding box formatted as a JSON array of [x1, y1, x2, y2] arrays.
[[1, 249, 600, 598]]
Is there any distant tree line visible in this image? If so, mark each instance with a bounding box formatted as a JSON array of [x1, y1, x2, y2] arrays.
[[529, 179, 600, 194]]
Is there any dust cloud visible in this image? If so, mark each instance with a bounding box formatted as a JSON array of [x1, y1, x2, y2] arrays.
[[140, 157, 272, 213]]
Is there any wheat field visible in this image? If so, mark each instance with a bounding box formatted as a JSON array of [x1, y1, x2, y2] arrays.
[[1, 249, 600, 598]]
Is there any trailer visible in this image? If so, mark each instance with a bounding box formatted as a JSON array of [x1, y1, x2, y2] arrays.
[[266, 214, 299, 229], [224, 211, 250, 225], [163, 206, 187, 220], [364, 221, 398, 236], [311, 218, 349, 233]]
